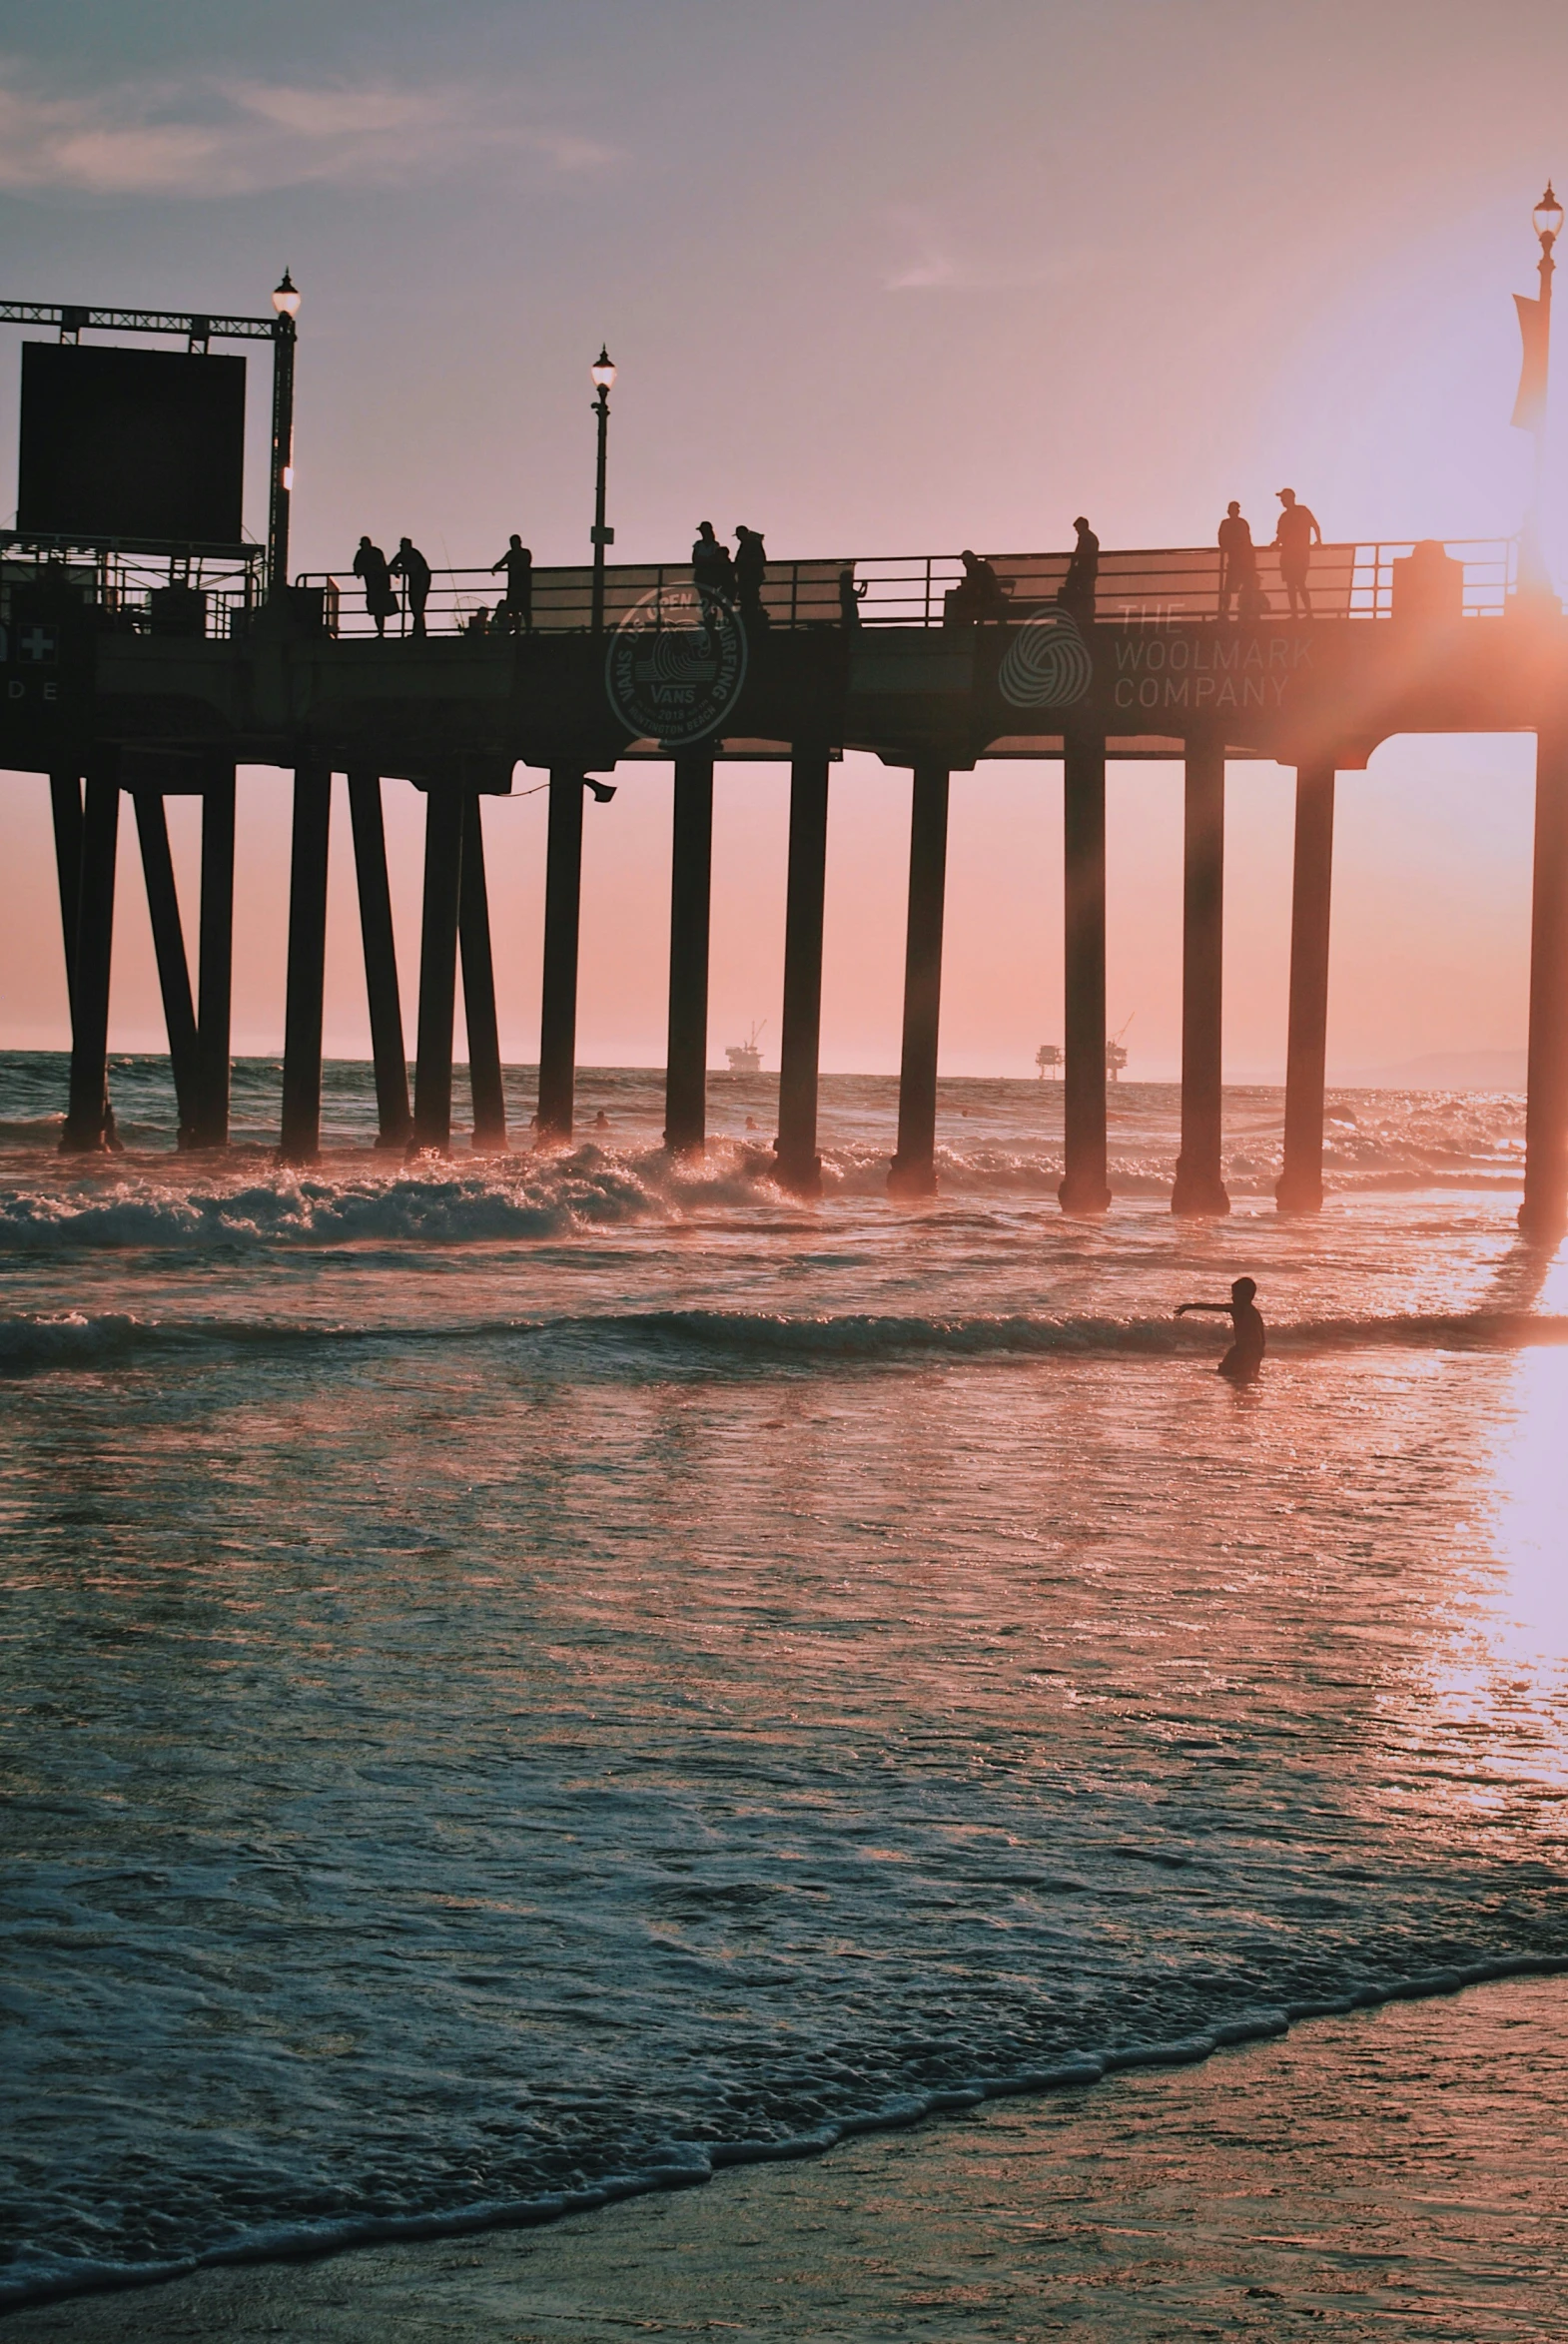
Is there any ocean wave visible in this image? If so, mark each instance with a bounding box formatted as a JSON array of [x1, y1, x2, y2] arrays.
[[3, 1952, 1563, 2315], [4, 1303, 1566, 1378]]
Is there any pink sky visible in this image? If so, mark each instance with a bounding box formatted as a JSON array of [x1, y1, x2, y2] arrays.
[[0, 0, 1560, 1080]]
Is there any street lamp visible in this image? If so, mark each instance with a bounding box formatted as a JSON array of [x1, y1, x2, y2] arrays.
[[589, 345, 616, 634], [269, 270, 300, 599]]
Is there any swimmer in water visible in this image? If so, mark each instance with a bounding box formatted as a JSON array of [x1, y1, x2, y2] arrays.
[[1175, 1275, 1265, 1380]]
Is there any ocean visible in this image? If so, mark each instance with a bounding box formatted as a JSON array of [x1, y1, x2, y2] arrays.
[[2, 1052, 1565, 2312]]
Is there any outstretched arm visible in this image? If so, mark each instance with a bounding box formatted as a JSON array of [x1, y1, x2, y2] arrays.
[[1175, 1301, 1230, 1316]]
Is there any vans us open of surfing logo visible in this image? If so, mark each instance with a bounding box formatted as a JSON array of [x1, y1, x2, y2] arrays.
[[997, 607, 1094, 709], [605, 585, 748, 747]]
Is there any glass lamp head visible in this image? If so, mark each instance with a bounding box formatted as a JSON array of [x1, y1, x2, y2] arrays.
[[1534, 185, 1563, 251], [272, 269, 302, 320], [590, 345, 617, 393]]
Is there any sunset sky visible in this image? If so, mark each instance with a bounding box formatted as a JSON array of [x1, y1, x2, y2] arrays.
[[0, 0, 1563, 1079]]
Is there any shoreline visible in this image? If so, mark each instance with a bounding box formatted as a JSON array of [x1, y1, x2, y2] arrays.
[[7, 1952, 1567, 2332]]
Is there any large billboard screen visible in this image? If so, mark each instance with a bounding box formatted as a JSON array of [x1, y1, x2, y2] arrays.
[[17, 343, 247, 545]]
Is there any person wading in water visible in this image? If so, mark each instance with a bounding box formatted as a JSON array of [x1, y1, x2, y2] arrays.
[[1175, 1276, 1265, 1380]]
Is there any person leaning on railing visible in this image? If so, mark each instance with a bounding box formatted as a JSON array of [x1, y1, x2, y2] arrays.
[[490, 535, 533, 633], [353, 536, 397, 638]]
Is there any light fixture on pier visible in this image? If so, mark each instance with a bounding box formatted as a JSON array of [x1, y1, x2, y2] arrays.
[[1533, 185, 1563, 253], [585, 777, 617, 803], [589, 346, 616, 634], [590, 345, 616, 394], [272, 269, 302, 321]]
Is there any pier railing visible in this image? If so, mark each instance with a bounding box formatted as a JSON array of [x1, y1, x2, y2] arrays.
[[0, 531, 1518, 642]]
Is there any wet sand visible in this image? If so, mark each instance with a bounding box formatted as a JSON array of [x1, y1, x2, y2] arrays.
[[10, 1974, 1565, 2341]]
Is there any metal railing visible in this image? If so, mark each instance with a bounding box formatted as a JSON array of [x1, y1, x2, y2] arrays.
[[298, 538, 1520, 640], [0, 535, 265, 637]]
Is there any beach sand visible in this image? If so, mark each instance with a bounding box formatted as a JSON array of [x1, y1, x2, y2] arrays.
[[10, 1974, 1565, 2341]]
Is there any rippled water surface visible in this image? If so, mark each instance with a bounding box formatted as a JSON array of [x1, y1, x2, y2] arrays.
[[2, 1053, 1565, 2312]]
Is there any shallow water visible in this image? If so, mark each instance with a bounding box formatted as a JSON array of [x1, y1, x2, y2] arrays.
[[1, 1054, 1564, 2311]]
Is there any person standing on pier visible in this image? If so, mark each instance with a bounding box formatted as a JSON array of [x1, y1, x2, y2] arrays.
[[1273, 488, 1321, 618], [1060, 515, 1100, 621], [692, 521, 734, 604], [734, 525, 768, 624], [839, 566, 867, 630], [353, 536, 398, 638], [1217, 501, 1258, 617], [390, 537, 432, 638], [490, 536, 533, 632]]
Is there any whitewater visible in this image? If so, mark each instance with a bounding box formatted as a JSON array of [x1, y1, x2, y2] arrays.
[[2, 1052, 1565, 2313]]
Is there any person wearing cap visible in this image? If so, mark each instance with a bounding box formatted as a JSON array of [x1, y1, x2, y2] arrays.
[[1271, 488, 1321, 618], [1060, 514, 1100, 621]]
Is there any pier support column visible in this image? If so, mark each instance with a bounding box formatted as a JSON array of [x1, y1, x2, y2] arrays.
[[1172, 736, 1230, 1215], [191, 762, 235, 1149], [132, 791, 201, 1141], [665, 750, 714, 1155], [49, 773, 83, 1023], [411, 787, 464, 1154], [1059, 730, 1111, 1213], [776, 744, 830, 1196], [889, 760, 950, 1198], [347, 769, 413, 1150], [1520, 716, 1568, 1238], [280, 764, 332, 1166], [459, 795, 508, 1153], [61, 759, 120, 1154], [536, 768, 584, 1144], [1276, 761, 1336, 1215]]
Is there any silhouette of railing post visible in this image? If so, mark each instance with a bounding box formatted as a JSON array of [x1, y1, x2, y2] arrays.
[[536, 768, 584, 1143], [888, 760, 950, 1198], [665, 750, 714, 1155], [1172, 735, 1230, 1215], [191, 759, 236, 1148], [132, 788, 200, 1143], [1276, 760, 1336, 1215], [776, 743, 831, 1196], [280, 765, 333, 1165], [347, 769, 413, 1150], [1059, 729, 1111, 1213], [61, 756, 120, 1154], [459, 795, 507, 1153], [411, 786, 464, 1153], [1520, 711, 1568, 1237]]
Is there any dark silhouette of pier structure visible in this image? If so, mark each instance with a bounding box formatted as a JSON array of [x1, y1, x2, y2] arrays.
[[6, 297, 1568, 1232]]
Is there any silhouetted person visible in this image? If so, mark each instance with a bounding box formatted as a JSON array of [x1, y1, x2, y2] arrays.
[[1272, 488, 1321, 619], [464, 605, 490, 636], [839, 566, 867, 630], [353, 536, 397, 637], [734, 525, 768, 622], [389, 537, 432, 637], [1060, 515, 1099, 621], [692, 520, 734, 603], [593, 1110, 610, 1131], [953, 548, 1008, 623], [490, 535, 533, 632], [1217, 501, 1258, 617], [1175, 1276, 1265, 1380]]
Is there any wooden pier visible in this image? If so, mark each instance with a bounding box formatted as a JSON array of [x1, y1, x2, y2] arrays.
[[7, 532, 1568, 1231]]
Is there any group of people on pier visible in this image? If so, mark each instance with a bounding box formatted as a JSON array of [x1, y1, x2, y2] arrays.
[[348, 487, 1322, 637]]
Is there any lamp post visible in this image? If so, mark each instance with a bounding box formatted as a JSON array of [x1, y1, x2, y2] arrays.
[[269, 269, 301, 601], [589, 345, 616, 634]]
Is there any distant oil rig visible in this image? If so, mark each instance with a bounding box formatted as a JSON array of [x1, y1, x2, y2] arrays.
[[724, 1021, 766, 1075], [1038, 1016, 1131, 1081]]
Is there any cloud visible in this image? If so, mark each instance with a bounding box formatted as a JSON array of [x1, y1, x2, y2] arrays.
[[0, 67, 613, 198], [883, 208, 1096, 294]]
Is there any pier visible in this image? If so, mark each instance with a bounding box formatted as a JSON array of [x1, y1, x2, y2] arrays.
[[8, 528, 1568, 1227]]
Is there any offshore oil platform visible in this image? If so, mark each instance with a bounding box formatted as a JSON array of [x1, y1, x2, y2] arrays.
[[4, 201, 1568, 1232]]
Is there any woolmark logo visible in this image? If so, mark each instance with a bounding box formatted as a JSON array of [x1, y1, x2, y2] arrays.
[[605, 585, 748, 747], [997, 607, 1094, 709]]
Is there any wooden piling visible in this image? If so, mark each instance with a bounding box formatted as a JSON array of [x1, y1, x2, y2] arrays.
[[1520, 715, 1568, 1238], [1059, 730, 1111, 1213], [279, 764, 332, 1165], [536, 769, 584, 1143], [132, 791, 201, 1142], [61, 760, 120, 1154], [459, 795, 507, 1152], [411, 787, 464, 1154], [192, 761, 236, 1148], [665, 750, 714, 1156], [888, 760, 950, 1198], [1276, 761, 1336, 1215], [776, 744, 831, 1197], [1172, 735, 1230, 1215], [347, 769, 413, 1149]]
